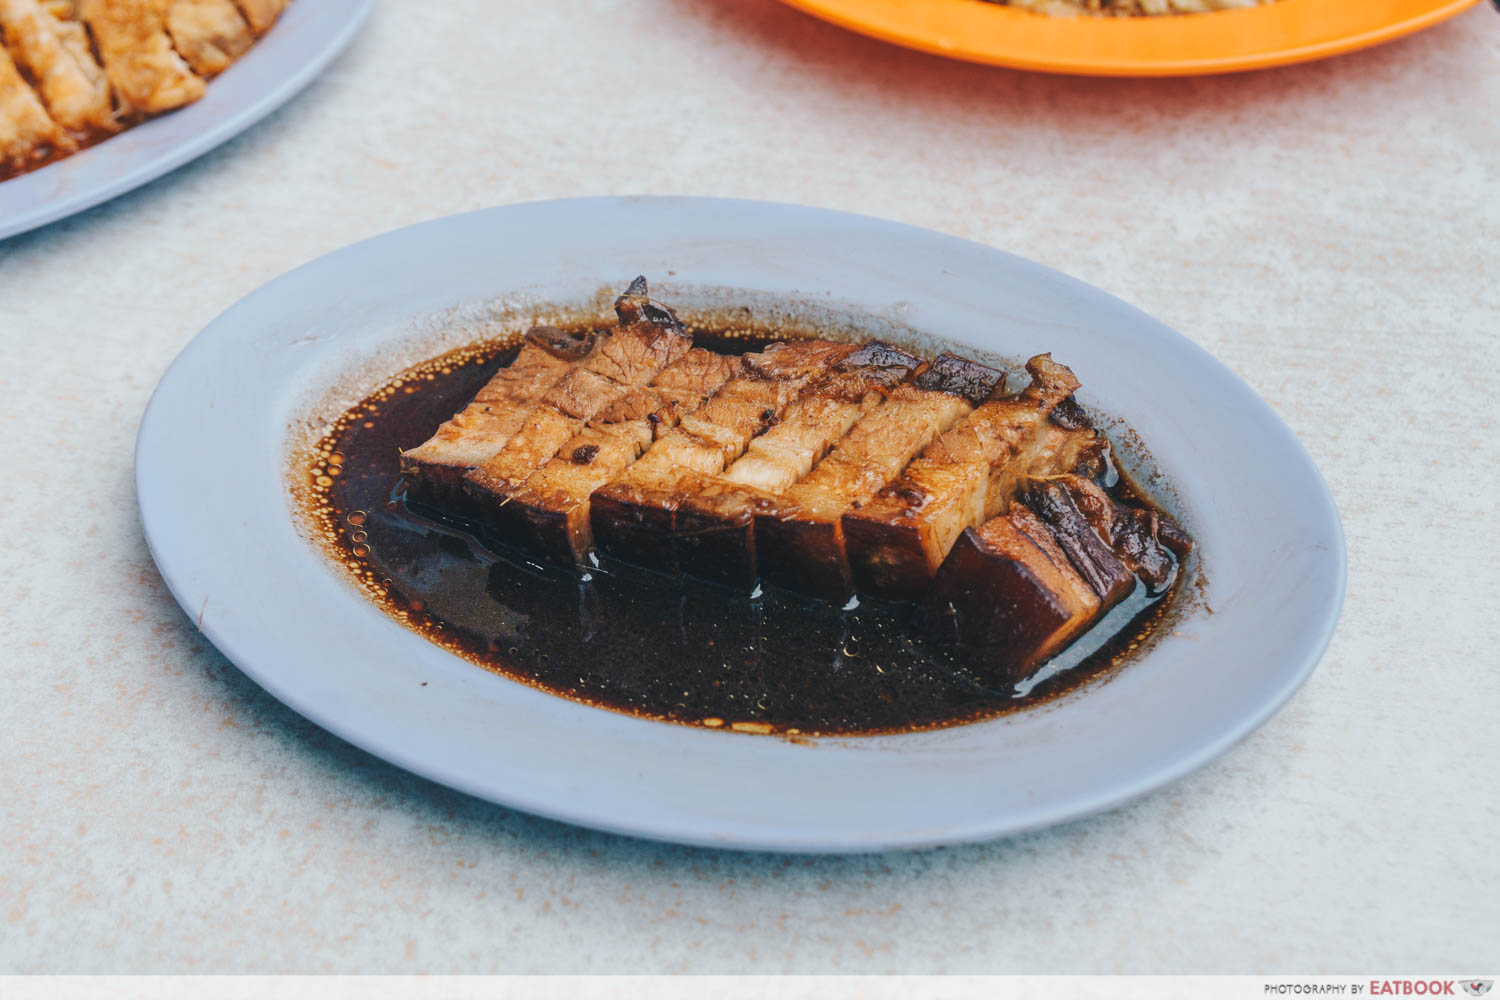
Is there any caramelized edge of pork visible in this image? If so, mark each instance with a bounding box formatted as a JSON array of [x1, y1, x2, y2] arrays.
[[840, 353, 1081, 601]]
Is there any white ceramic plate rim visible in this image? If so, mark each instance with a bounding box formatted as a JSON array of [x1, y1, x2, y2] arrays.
[[136, 197, 1346, 853], [0, 0, 371, 242]]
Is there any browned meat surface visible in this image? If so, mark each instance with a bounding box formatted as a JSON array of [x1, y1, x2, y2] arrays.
[[0, 39, 69, 169], [0, 0, 115, 135], [589, 338, 857, 573], [672, 341, 921, 586], [920, 503, 1107, 686], [841, 353, 1089, 602], [506, 347, 740, 563], [755, 353, 1004, 601], [82, 0, 206, 114], [166, 0, 252, 76], [400, 327, 595, 498], [464, 280, 693, 518], [230, 0, 282, 34], [1037, 473, 1193, 596], [1019, 478, 1135, 604]]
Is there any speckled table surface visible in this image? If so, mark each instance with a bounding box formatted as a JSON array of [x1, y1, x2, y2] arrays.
[[2, 0, 1497, 975]]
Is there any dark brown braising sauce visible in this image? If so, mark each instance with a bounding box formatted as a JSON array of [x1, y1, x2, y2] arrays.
[[301, 326, 1186, 737]]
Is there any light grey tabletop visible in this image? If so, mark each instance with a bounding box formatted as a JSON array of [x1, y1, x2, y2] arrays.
[[2, 0, 1496, 974]]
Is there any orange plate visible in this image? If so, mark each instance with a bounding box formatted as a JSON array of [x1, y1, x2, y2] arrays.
[[774, 0, 1483, 75]]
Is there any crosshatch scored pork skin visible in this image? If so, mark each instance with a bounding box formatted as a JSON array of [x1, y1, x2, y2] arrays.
[[588, 338, 857, 574], [462, 280, 694, 521], [755, 353, 1005, 601], [672, 341, 923, 587], [508, 346, 741, 563], [399, 327, 598, 497]]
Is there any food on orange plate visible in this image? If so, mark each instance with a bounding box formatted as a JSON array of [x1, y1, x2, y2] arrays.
[[985, 0, 1269, 15]]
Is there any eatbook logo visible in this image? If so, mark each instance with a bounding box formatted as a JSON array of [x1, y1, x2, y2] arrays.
[[1462, 983, 1493, 997]]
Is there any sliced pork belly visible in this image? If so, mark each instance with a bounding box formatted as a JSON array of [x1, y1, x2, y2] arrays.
[[166, 0, 252, 76], [1030, 473, 1192, 596], [756, 353, 1005, 601], [230, 0, 282, 35], [920, 503, 1114, 687], [922, 470, 1191, 685], [464, 284, 694, 518], [506, 347, 740, 563], [1019, 478, 1135, 606], [672, 342, 921, 586], [841, 353, 1087, 602], [0, 42, 70, 171], [82, 0, 205, 114], [589, 339, 857, 574], [0, 0, 115, 134], [400, 326, 598, 498]]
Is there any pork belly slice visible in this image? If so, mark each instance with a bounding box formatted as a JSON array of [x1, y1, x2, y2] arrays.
[[589, 339, 858, 574], [1029, 473, 1192, 596], [923, 469, 1191, 687], [464, 281, 694, 521], [1018, 478, 1135, 606], [0, 0, 114, 134], [400, 326, 599, 499], [230, 0, 282, 35], [0, 42, 70, 170], [506, 347, 740, 564], [82, 0, 205, 114], [673, 342, 922, 587], [166, 0, 252, 76], [756, 353, 1005, 601], [842, 353, 1091, 602], [920, 503, 1119, 687]]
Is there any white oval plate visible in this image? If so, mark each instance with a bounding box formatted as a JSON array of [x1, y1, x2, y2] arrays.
[[136, 197, 1345, 852], [0, 0, 371, 242]]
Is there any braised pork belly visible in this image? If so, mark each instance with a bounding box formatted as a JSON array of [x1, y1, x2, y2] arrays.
[[398, 278, 1192, 688]]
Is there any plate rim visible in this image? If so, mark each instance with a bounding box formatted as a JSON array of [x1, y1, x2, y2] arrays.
[[134, 196, 1348, 852], [774, 0, 1483, 76], [0, 0, 373, 242]]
